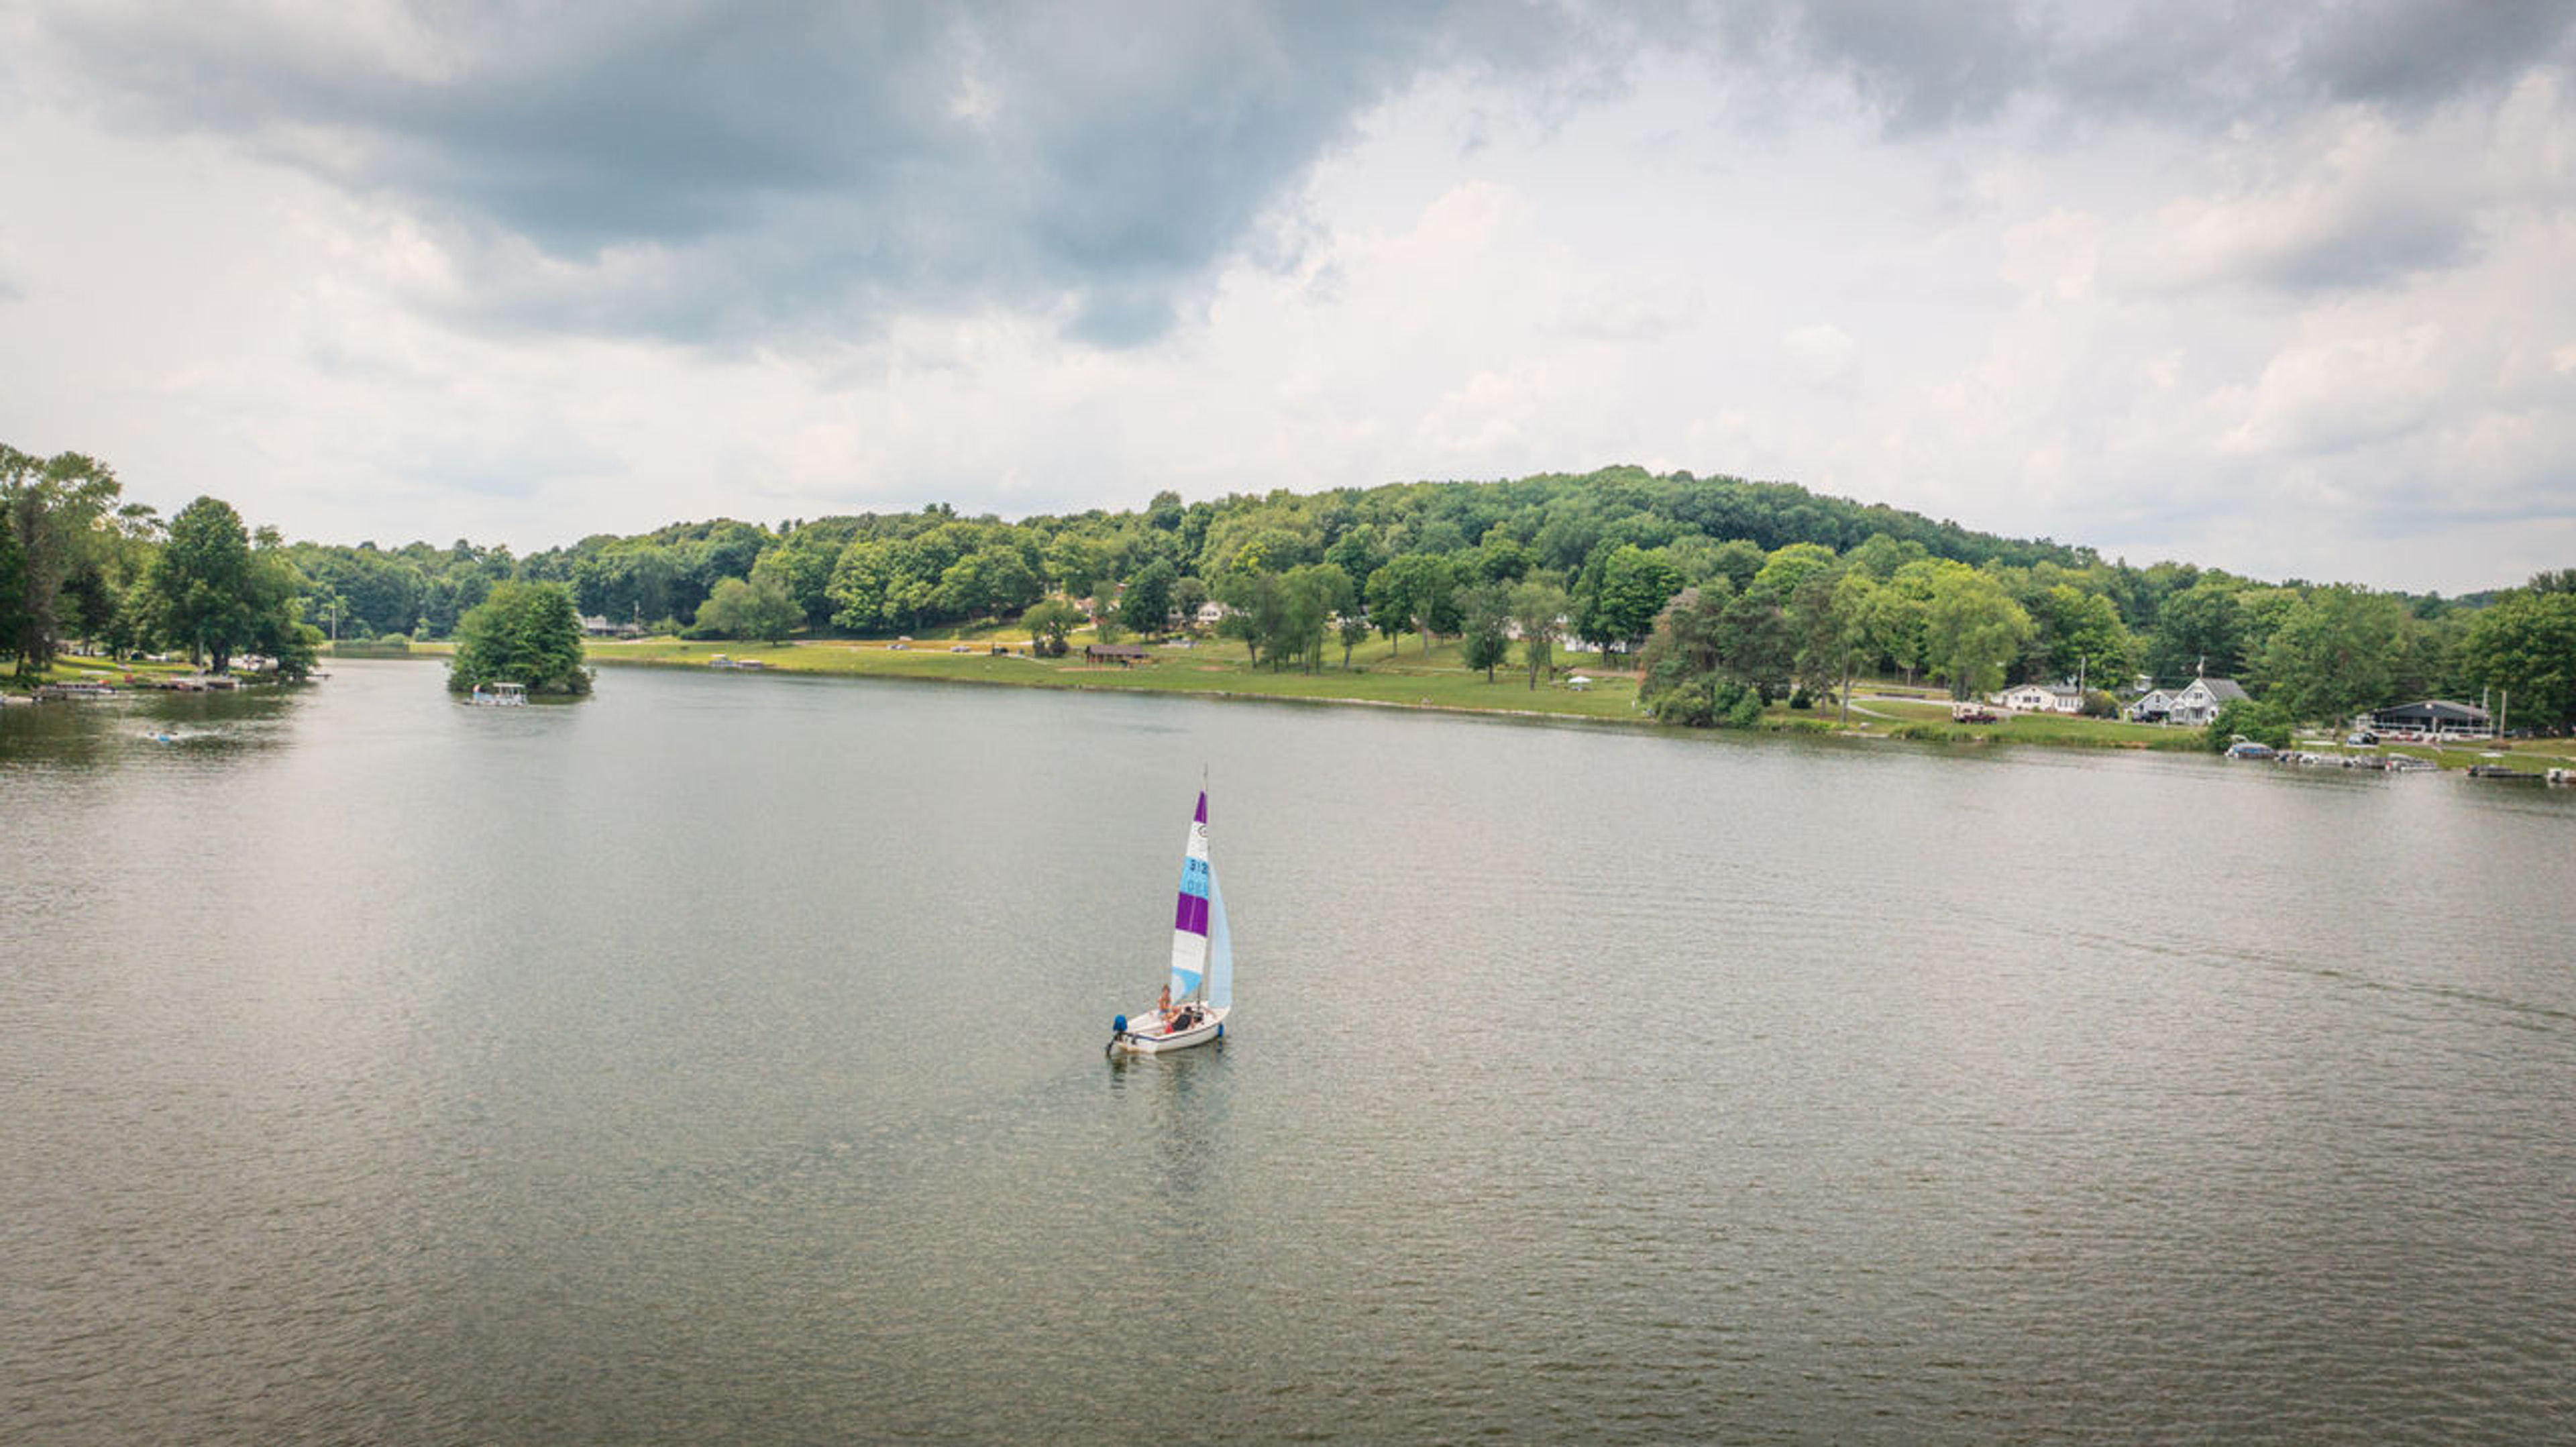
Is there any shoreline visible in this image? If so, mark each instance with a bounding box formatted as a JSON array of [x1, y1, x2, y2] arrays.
[[547, 641, 2576, 773], [433, 636, 2248, 757]]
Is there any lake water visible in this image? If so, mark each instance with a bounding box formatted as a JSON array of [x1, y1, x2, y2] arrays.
[[5, 660, 2574, 1444]]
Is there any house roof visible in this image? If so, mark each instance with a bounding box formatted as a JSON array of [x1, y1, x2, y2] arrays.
[[2373, 699, 2490, 724], [2191, 677, 2250, 702]]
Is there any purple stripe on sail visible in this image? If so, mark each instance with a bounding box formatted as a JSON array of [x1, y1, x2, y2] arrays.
[[1174, 892, 1210, 936], [1195, 791, 1208, 824]]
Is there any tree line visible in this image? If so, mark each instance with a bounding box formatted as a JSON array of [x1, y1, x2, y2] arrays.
[[8, 443, 2569, 733], [2, 447, 321, 681]]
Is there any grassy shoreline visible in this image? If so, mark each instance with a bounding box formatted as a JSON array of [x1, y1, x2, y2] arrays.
[[21, 634, 2568, 773], [389, 631, 2573, 771], [453, 631, 2265, 757]]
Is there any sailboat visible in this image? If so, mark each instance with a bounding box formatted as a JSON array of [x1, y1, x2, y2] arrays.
[[1109, 786, 1233, 1054]]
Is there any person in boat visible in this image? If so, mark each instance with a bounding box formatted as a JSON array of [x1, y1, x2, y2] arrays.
[[1155, 983, 1173, 1024]]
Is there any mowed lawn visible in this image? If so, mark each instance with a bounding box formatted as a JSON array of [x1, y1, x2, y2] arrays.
[[568, 631, 1654, 722]]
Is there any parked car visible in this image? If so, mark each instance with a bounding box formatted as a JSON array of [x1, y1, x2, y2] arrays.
[[2346, 731, 2378, 745]]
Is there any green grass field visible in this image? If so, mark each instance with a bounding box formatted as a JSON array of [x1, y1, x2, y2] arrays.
[[23, 655, 204, 688], [1838, 696, 2210, 751], [569, 630, 1658, 722]]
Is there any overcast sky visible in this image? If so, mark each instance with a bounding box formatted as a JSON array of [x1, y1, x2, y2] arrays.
[[3, 1, 2571, 592]]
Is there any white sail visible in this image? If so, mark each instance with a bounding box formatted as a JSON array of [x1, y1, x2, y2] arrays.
[[1205, 867, 1232, 1011]]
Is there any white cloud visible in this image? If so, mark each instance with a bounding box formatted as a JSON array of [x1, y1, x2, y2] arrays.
[[2, 3, 2572, 594], [2220, 325, 2447, 458], [1781, 324, 1859, 388]]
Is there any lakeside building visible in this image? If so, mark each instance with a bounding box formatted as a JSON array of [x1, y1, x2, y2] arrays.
[[2131, 675, 2249, 725], [2365, 700, 2493, 739], [1997, 682, 2084, 714]]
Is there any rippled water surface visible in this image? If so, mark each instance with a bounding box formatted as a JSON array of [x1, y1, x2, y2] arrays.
[[5, 661, 2573, 1444]]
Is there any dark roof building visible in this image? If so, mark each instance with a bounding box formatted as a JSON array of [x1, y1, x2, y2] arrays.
[[2368, 700, 2492, 733]]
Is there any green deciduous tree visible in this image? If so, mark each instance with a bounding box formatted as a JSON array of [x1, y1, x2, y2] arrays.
[[1750, 541, 1839, 607], [692, 574, 804, 643], [826, 537, 935, 634], [1365, 553, 1463, 657], [1637, 584, 1772, 728], [1510, 580, 1567, 690], [1171, 576, 1210, 636], [2, 447, 125, 678], [1635, 583, 1782, 727], [1336, 605, 1374, 668], [244, 530, 323, 680], [1024, 598, 1081, 657], [752, 530, 841, 630], [1817, 572, 1881, 725], [1460, 583, 1511, 681], [1575, 544, 1682, 657], [934, 544, 1040, 621], [1276, 563, 1351, 674], [2455, 586, 2576, 730], [146, 496, 257, 673], [2255, 584, 2419, 725], [2206, 696, 2292, 752], [449, 581, 590, 695], [2148, 578, 2247, 682], [1122, 557, 1179, 638], [1921, 564, 2034, 699], [1215, 570, 1281, 668]]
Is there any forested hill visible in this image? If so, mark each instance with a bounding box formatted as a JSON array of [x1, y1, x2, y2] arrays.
[[301, 465, 2094, 643], [1169, 467, 2099, 574]]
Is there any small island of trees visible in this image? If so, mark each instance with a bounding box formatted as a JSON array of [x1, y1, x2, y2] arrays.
[[446, 582, 591, 697]]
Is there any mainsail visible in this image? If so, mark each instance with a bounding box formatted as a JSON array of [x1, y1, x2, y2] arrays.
[[1205, 868, 1232, 1012], [1167, 790, 1213, 1002]]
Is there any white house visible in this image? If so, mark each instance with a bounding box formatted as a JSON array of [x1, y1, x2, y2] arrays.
[[2127, 688, 2176, 722], [1997, 682, 2084, 714], [1195, 600, 1228, 625], [2165, 676, 2250, 726]]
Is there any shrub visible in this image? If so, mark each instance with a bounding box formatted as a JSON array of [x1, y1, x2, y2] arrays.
[[2205, 697, 2292, 752]]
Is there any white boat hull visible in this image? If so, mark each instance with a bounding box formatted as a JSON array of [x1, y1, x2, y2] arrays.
[[1111, 1005, 1229, 1054]]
